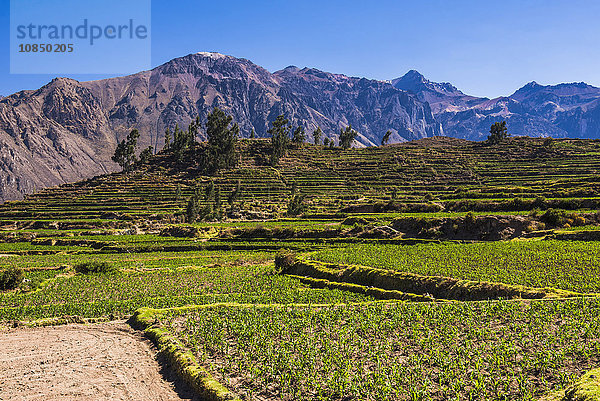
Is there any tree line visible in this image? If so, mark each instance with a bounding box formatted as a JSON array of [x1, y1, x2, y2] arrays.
[[112, 108, 366, 172], [113, 109, 519, 174]]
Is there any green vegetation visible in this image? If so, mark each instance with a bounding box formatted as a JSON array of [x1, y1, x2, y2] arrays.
[[2, 134, 600, 399], [268, 114, 291, 165], [206, 107, 239, 172], [112, 129, 140, 172], [139, 146, 154, 164], [312, 241, 600, 293], [339, 124, 358, 149], [0, 262, 371, 321], [157, 298, 600, 400], [488, 121, 510, 144], [312, 126, 322, 145], [292, 125, 306, 144], [0, 266, 24, 290], [171, 119, 199, 163], [382, 129, 392, 146], [286, 182, 307, 216], [74, 261, 118, 275]]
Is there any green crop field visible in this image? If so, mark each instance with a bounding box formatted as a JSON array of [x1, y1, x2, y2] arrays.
[[1, 137, 600, 400], [311, 240, 600, 293], [159, 298, 600, 400]]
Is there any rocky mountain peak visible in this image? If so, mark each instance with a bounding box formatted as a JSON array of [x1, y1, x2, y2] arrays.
[[510, 80, 600, 103], [392, 70, 462, 97], [281, 65, 301, 72], [403, 69, 427, 82], [0, 52, 444, 201], [510, 81, 544, 99], [194, 51, 227, 59]]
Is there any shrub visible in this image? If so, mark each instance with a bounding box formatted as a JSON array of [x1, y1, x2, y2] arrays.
[[533, 196, 547, 209], [74, 261, 118, 274], [287, 183, 307, 216], [465, 212, 476, 226], [540, 209, 566, 227], [573, 215, 587, 227], [287, 194, 307, 216], [0, 266, 24, 290], [274, 250, 297, 273]]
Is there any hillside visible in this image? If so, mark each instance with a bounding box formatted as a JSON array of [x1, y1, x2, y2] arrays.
[[3, 136, 600, 228], [2, 136, 600, 400], [0, 52, 441, 202]]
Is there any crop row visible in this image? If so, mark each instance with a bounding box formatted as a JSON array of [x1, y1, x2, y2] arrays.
[[160, 298, 600, 400], [312, 240, 600, 293]]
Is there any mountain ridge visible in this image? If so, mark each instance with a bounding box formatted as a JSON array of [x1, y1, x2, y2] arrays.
[[393, 70, 600, 140], [1, 52, 600, 202], [0, 52, 441, 201]]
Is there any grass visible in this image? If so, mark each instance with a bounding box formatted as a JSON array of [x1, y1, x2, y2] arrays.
[[0, 249, 273, 270], [311, 240, 600, 293], [0, 263, 372, 321], [160, 298, 600, 401]]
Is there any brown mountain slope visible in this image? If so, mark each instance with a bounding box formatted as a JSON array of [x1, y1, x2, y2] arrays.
[[0, 52, 441, 201]]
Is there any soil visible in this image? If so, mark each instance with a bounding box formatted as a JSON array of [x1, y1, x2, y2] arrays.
[[0, 321, 199, 401]]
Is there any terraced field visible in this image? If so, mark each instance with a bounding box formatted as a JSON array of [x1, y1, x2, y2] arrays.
[[1, 137, 600, 400]]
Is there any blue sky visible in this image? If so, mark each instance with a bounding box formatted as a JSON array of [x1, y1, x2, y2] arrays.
[[1, 0, 599, 98]]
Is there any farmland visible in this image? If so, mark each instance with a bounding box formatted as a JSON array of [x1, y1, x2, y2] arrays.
[[311, 240, 600, 293], [159, 299, 600, 400], [1, 136, 600, 400]]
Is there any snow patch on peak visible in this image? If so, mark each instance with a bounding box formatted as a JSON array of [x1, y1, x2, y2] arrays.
[[195, 52, 226, 59]]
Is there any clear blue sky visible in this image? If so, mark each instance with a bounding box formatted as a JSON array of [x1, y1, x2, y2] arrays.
[[1, 0, 599, 98]]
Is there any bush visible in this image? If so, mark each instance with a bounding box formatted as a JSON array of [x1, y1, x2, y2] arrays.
[[464, 212, 476, 226], [74, 261, 118, 274], [274, 250, 297, 273], [0, 266, 24, 290], [540, 209, 567, 227]]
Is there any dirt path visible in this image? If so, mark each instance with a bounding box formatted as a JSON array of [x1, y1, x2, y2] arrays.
[[0, 321, 198, 401]]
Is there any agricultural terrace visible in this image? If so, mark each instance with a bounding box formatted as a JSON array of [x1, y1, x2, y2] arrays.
[[1, 136, 600, 400]]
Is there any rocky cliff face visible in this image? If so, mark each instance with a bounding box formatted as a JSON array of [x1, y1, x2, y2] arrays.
[[274, 67, 441, 145], [0, 52, 441, 201], [393, 70, 600, 140], [0, 78, 115, 200], [82, 53, 441, 149]]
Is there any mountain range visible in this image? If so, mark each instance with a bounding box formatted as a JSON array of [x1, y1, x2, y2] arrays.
[[392, 70, 600, 140], [0, 51, 599, 201]]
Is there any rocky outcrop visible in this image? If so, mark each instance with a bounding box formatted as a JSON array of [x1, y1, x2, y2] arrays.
[[390, 215, 543, 241], [0, 78, 115, 200]]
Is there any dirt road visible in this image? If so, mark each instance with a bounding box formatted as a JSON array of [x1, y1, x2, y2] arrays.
[[0, 321, 198, 400]]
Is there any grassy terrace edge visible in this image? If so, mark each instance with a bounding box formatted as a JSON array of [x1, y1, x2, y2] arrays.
[[281, 254, 586, 301], [130, 306, 241, 401]]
